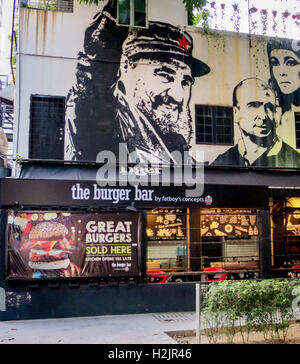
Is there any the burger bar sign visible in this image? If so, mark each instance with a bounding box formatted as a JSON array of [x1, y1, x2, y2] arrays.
[[6, 211, 142, 280]]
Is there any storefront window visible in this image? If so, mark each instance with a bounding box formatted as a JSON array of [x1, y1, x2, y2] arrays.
[[271, 197, 300, 278], [193, 209, 259, 278], [146, 209, 187, 271], [146, 208, 260, 281]]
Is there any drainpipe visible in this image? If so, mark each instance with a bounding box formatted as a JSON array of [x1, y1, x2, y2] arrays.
[[247, 0, 252, 48]]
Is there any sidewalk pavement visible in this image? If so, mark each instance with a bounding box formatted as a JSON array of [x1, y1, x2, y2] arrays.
[[0, 312, 196, 344]]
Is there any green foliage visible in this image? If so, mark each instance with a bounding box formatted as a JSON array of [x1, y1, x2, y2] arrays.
[[8, 26, 18, 68], [202, 279, 300, 343], [15, 153, 23, 165], [197, 8, 210, 32], [182, 0, 207, 13]]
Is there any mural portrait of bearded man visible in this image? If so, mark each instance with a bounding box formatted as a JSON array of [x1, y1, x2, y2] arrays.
[[65, 1, 210, 164]]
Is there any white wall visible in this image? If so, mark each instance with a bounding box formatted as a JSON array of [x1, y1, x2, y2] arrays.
[[149, 0, 186, 26], [0, 0, 13, 81]]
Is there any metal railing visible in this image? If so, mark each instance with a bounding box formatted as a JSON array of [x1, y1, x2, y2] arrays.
[[0, 103, 14, 142], [20, 0, 73, 13]]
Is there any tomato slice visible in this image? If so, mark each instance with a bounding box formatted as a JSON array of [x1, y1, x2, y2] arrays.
[[22, 240, 57, 251], [39, 241, 57, 251]]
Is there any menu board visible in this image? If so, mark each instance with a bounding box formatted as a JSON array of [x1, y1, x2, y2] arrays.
[[200, 209, 258, 237], [146, 209, 186, 240], [287, 210, 300, 236]]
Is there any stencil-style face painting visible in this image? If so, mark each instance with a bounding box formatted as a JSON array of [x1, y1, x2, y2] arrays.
[[109, 20, 211, 161], [65, 3, 211, 163], [270, 49, 300, 95], [234, 79, 278, 141], [212, 77, 300, 168], [114, 58, 194, 155]]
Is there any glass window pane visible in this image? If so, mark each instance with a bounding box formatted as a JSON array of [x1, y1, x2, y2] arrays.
[[205, 135, 212, 143], [118, 0, 131, 25], [216, 135, 224, 144], [216, 126, 223, 134], [205, 125, 212, 134], [225, 135, 233, 144], [197, 134, 204, 143], [134, 0, 146, 27], [295, 113, 300, 149], [198, 125, 204, 134]]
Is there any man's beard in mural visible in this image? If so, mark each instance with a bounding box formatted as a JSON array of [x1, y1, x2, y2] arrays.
[[114, 88, 193, 163]]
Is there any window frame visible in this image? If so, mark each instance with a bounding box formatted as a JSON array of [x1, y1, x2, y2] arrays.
[[117, 0, 148, 28], [29, 94, 65, 160], [295, 112, 300, 149], [195, 104, 234, 146]]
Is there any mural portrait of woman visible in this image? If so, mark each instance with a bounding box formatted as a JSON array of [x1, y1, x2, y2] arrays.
[[267, 39, 300, 148], [267, 39, 300, 112]]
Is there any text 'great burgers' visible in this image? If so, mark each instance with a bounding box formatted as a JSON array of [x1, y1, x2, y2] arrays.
[[85, 220, 133, 243], [26, 222, 71, 270]]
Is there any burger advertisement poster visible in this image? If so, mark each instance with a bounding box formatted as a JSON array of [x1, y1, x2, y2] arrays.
[[6, 211, 142, 279]]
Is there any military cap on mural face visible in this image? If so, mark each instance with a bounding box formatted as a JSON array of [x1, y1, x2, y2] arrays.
[[122, 21, 211, 78]]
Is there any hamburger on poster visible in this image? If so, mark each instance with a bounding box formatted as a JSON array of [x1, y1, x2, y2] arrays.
[[26, 221, 72, 270]]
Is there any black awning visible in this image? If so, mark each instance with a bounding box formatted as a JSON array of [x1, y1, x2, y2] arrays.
[[0, 167, 11, 178], [204, 169, 300, 187], [20, 164, 98, 181], [19, 163, 300, 188]]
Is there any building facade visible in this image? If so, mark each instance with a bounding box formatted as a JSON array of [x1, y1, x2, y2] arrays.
[[0, 0, 15, 169], [0, 0, 299, 320]]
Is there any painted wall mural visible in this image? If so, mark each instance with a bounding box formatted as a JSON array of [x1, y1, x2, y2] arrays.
[[65, 2, 210, 165], [267, 39, 300, 114], [63, 1, 299, 169], [212, 77, 300, 167]]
